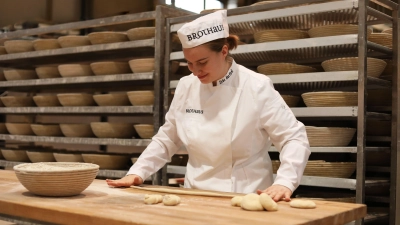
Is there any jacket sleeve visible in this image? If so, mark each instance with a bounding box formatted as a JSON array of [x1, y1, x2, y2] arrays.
[[259, 80, 311, 192], [127, 82, 184, 180]]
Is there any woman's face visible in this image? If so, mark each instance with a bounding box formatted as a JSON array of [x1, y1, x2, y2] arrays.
[[183, 44, 228, 84]]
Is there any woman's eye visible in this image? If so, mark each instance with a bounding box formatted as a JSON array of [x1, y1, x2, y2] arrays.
[[199, 61, 207, 65]]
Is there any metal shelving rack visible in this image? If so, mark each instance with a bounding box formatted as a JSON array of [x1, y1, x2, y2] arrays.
[[164, 1, 399, 224], [0, 5, 192, 184]]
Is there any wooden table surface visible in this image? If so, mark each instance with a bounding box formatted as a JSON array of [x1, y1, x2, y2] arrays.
[[0, 170, 366, 225]]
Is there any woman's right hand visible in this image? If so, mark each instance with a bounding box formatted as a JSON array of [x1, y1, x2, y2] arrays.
[[106, 174, 143, 187]]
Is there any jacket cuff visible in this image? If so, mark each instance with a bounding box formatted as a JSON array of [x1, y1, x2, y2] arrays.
[[272, 178, 296, 193]]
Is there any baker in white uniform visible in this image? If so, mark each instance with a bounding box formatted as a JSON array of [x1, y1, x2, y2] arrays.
[[107, 10, 310, 202]]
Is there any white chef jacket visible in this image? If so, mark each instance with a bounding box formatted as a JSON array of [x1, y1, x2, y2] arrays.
[[128, 59, 310, 194]]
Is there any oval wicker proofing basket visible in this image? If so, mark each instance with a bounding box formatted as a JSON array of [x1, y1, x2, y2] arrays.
[[272, 160, 356, 178], [368, 33, 392, 49], [321, 57, 387, 78], [308, 24, 372, 38], [281, 95, 300, 107], [301, 91, 358, 107], [305, 126, 356, 147], [254, 29, 309, 43], [257, 63, 316, 75], [14, 162, 99, 197]]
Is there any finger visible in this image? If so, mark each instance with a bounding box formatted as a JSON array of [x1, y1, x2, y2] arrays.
[[256, 189, 266, 195], [284, 192, 291, 201], [272, 193, 283, 202]]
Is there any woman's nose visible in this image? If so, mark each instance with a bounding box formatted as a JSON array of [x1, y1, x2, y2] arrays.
[[191, 65, 202, 76]]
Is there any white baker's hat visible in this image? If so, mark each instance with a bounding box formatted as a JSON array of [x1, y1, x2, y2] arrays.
[[177, 10, 229, 49]]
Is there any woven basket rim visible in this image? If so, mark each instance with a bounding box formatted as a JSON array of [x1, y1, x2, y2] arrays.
[[254, 29, 308, 36], [321, 57, 386, 65], [14, 162, 99, 172], [306, 126, 356, 131], [302, 91, 357, 97], [258, 63, 316, 74]]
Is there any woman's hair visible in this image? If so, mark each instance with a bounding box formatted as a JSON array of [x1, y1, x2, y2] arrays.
[[203, 34, 239, 52]]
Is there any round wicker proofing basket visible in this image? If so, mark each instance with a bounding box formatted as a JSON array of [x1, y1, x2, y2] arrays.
[[35, 66, 61, 79], [32, 39, 61, 51], [81, 154, 129, 170], [58, 64, 94, 77], [53, 153, 84, 162], [4, 40, 34, 53], [60, 124, 95, 137], [93, 93, 130, 106], [127, 90, 155, 106], [134, 124, 154, 139], [26, 151, 56, 162], [90, 122, 135, 138], [128, 58, 155, 73], [30, 124, 63, 137], [5, 123, 35, 135], [3, 69, 38, 81], [0, 96, 35, 107], [368, 33, 392, 49], [308, 24, 372, 38], [301, 91, 358, 107], [254, 29, 309, 43], [1, 149, 30, 162], [57, 93, 96, 107], [127, 27, 156, 41], [57, 36, 91, 48], [257, 63, 316, 75], [321, 57, 387, 78], [88, 32, 128, 45], [90, 61, 131, 76], [305, 126, 356, 147], [33, 95, 62, 107], [272, 160, 356, 178], [14, 162, 99, 197]]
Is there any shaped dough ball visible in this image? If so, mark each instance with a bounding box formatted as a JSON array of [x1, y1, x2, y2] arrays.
[[231, 196, 243, 207], [259, 193, 278, 211], [144, 194, 163, 204], [163, 194, 181, 206], [241, 193, 264, 211], [290, 199, 316, 209]]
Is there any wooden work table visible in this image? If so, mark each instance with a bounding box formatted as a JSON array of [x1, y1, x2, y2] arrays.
[[0, 170, 366, 225]]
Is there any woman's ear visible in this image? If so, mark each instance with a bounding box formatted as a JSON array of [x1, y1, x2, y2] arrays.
[[221, 45, 229, 57]]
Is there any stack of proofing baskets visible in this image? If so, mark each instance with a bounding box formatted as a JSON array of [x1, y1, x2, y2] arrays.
[[250, 17, 388, 179]]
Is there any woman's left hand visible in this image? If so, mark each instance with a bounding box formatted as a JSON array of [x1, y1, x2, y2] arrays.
[[257, 185, 292, 202]]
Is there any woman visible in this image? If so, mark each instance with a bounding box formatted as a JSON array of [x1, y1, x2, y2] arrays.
[[106, 10, 310, 202]]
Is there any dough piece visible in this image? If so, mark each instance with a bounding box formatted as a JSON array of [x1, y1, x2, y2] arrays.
[[231, 196, 243, 207], [144, 194, 163, 204], [290, 199, 316, 209], [241, 193, 264, 211], [163, 194, 181, 206], [259, 193, 278, 211]]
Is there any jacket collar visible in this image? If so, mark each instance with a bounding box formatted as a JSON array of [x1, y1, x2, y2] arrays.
[[212, 57, 237, 87]]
